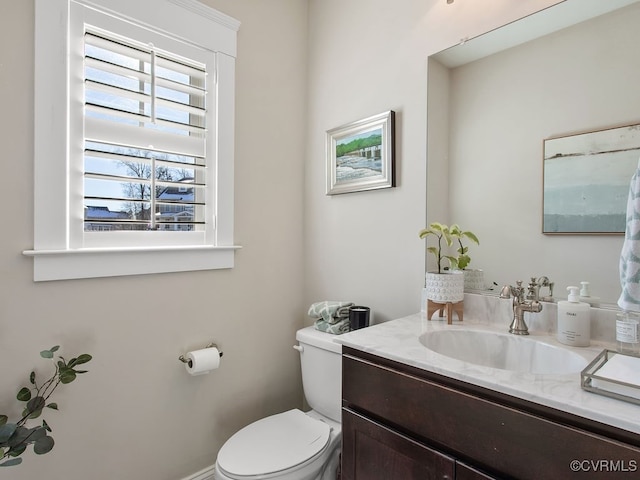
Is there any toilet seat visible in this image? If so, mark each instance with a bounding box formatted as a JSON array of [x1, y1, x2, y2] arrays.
[[216, 409, 332, 479]]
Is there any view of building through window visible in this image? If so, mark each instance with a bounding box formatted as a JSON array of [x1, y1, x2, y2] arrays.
[[83, 31, 206, 232]]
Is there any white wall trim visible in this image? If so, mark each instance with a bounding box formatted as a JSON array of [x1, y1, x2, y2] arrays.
[[180, 464, 216, 480], [168, 0, 241, 31]]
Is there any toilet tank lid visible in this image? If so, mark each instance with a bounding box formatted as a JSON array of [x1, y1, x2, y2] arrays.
[[296, 326, 342, 354], [216, 409, 331, 477]]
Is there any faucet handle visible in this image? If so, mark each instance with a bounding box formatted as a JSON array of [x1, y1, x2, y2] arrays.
[[532, 275, 554, 301], [526, 278, 538, 300], [499, 285, 512, 298]]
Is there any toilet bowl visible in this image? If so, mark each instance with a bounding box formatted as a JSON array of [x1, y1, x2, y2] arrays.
[[214, 327, 342, 480]]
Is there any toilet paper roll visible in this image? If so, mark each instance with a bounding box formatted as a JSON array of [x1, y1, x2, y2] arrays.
[[184, 347, 221, 375]]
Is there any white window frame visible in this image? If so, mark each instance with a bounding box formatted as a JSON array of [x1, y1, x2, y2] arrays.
[[25, 0, 241, 281]]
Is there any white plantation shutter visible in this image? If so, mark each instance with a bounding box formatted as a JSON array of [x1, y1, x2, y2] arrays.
[[29, 0, 239, 281], [83, 30, 208, 232]]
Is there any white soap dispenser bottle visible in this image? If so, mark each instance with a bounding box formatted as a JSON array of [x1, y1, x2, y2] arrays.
[[557, 286, 591, 346]]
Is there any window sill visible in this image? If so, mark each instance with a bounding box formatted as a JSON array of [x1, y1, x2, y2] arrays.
[[23, 245, 241, 281]]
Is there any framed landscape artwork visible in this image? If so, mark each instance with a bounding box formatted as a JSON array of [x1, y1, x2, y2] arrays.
[[543, 123, 640, 234], [326, 110, 395, 195]]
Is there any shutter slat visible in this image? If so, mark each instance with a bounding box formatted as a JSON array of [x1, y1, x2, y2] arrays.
[[85, 56, 149, 84], [85, 148, 206, 168], [85, 117, 205, 157]]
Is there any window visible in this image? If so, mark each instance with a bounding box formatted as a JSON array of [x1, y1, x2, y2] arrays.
[[83, 30, 206, 235], [26, 0, 240, 281]]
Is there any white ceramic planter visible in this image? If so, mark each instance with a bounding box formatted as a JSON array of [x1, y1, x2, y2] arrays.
[[463, 269, 485, 290], [425, 271, 465, 303]]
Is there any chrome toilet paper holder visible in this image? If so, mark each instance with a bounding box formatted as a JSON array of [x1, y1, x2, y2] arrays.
[[178, 343, 224, 365]]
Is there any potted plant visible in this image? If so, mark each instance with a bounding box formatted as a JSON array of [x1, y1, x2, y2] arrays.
[[419, 222, 479, 302]]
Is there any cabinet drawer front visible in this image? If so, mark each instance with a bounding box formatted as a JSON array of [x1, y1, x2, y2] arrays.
[[342, 408, 455, 480], [343, 354, 640, 479]]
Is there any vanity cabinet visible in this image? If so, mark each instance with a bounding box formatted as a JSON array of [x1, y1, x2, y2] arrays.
[[341, 347, 640, 480]]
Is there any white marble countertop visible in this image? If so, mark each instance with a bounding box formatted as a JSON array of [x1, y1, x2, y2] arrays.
[[336, 311, 640, 436]]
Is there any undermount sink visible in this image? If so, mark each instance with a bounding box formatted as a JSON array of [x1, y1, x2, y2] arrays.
[[419, 329, 589, 374]]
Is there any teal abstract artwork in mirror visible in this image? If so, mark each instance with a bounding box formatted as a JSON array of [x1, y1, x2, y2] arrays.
[[543, 123, 640, 234]]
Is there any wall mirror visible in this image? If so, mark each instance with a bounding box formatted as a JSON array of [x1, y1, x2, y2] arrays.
[[426, 0, 640, 306], [543, 123, 640, 235]]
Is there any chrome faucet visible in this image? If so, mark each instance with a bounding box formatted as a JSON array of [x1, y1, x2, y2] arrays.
[[499, 279, 543, 335], [529, 276, 554, 302]]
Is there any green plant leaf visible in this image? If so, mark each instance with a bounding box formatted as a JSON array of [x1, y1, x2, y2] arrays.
[[46, 403, 58, 410], [26, 397, 45, 419], [29, 371, 36, 385], [27, 409, 43, 420], [28, 427, 47, 443], [7, 443, 26, 457], [42, 420, 52, 433], [75, 354, 92, 365], [457, 254, 471, 270], [442, 230, 453, 247], [429, 222, 445, 232], [0, 424, 17, 443], [0, 457, 22, 467], [443, 255, 459, 269], [7, 426, 30, 447], [59, 370, 77, 384], [418, 228, 435, 239], [461, 231, 480, 245], [50, 346, 60, 353], [40, 349, 54, 359], [17, 387, 31, 402], [27, 396, 45, 413], [0, 416, 7, 426], [33, 435, 54, 455]]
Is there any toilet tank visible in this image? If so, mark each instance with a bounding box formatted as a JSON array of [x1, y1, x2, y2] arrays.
[[296, 326, 342, 422]]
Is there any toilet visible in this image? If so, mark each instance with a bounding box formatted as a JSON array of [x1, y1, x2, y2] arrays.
[[214, 326, 342, 480]]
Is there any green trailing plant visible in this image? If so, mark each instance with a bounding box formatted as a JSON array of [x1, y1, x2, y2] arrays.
[[419, 222, 479, 274], [0, 346, 92, 467]]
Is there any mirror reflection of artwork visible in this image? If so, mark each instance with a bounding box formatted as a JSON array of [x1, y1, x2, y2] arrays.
[[543, 124, 640, 234]]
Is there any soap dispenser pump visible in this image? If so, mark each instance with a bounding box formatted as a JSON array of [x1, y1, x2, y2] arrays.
[[557, 286, 591, 347]]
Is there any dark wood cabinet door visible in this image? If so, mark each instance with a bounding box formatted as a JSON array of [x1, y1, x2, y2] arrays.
[[342, 408, 455, 480], [342, 351, 640, 480]]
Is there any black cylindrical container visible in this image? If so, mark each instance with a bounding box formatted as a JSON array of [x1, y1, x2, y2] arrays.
[[349, 306, 370, 330]]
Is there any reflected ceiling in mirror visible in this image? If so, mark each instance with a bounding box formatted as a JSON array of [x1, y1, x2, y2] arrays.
[[433, 0, 640, 68]]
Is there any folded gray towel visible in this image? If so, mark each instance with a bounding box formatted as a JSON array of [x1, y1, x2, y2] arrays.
[[314, 317, 351, 335], [307, 301, 354, 324]]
